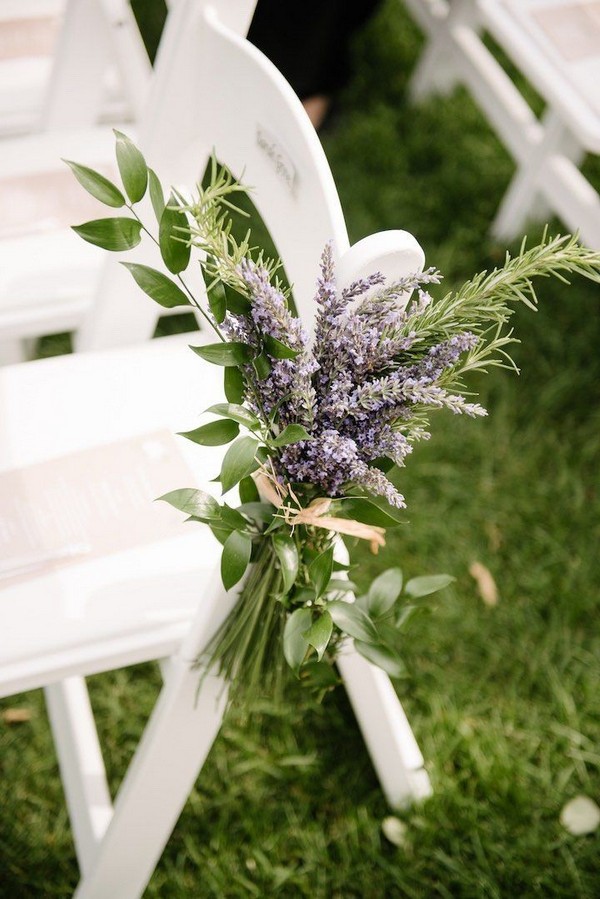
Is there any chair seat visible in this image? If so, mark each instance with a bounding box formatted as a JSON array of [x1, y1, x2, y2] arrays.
[[0, 332, 229, 697], [479, 0, 600, 151], [0, 128, 132, 340]]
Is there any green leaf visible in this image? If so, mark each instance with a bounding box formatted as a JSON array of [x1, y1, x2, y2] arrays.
[[365, 568, 404, 617], [220, 436, 260, 494], [221, 530, 252, 590], [120, 263, 190, 309], [190, 342, 254, 366], [237, 501, 274, 524], [271, 424, 312, 447], [63, 159, 125, 207], [327, 601, 379, 643], [340, 497, 405, 528], [159, 192, 191, 274], [253, 352, 272, 380], [114, 129, 147, 203], [209, 523, 233, 546], [354, 640, 405, 679], [300, 660, 339, 690], [207, 281, 226, 324], [404, 574, 455, 598], [178, 419, 239, 446], [223, 283, 251, 315], [158, 488, 221, 522], [283, 608, 312, 675], [72, 217, 142, 252], [220, 504, 249, 530], [272, 533, 299, 594], [224, 366, 245, 403], [206, 403, 261, 430], [263, 334, 299, 359], [148, 168, 165, 221], [309, 546, 334, 599], [239, 476, 260, 504], [303, 611, 333, 661]]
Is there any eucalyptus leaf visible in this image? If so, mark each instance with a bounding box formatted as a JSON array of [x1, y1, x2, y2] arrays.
[[365, 568, 404, 617], [271, 424, 312, 447], [159, 192, 191, 274], [340, 497, 405, 528], [300, 660, 339, 690], [221, 530, 252, 590], [404, 574, 455, 598], [72, 217, 142, 251], [209, 523, 234, 546], [114, 129, 147, 203], [206, 403, 261, 430], [148, 168, 165, 221], [220, 436, 260, 494], [63, 159, 125, 207], [223, 283, 251, 315], [120, 263, 190, 308], [158, 487, 221, 522], [272, 533, 299, 594], [253, 352, 272, 380], [303, 611, 333, 661], [354, 640, 405, 679], [327, 601, 379, 643], [283, 608, 312, 675], [237, 502, 274, 524], [190, 342, 254, 366], [238, 476, 260, 504], [309, 546, 334, 599], [224, 366, 245, 403], [207, 281, 226, 324], [178, 419, 239, 446], [263, 334, 299, 359], [220, 504, 249, 530]]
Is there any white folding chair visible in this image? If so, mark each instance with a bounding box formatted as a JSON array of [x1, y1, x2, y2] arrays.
[[0, 0, 154, 364], [0, 3, 430, 896], [0, 0, 150, 137], [403, 0, 600, 247]]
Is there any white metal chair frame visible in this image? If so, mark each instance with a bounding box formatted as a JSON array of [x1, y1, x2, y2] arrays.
[[404, 0, 600, 248], [1, 3, 433, 896]]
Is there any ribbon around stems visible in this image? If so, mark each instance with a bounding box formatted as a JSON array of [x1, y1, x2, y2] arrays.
[[254, 470, 386, 554]]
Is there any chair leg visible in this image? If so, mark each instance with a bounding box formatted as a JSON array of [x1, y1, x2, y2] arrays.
[[337, 644, 432, 809], [74, 658, 228, 899], [45, 677, 113, 877], [492, 110, 585, 241]]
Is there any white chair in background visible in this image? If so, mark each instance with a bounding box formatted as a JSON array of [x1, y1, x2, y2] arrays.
[[403, 0, 600, 248], [0, 0, 153, 364], [0, 0, 65, 136], [0, 0, 150, 137], [0, 2, 431, 897]]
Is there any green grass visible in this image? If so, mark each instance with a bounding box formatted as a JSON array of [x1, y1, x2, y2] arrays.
[[1, 2, 600, 895]]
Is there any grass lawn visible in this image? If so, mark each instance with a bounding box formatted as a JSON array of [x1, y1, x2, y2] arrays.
[[1, 2, 599, 896]]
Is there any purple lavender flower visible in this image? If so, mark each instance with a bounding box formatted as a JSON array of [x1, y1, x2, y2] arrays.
[[228, 244, 487, 511]]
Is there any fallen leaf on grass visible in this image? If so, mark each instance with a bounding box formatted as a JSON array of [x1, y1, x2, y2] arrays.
[[381, 816, 407, 847], [469, 561, 498, 606], [2, 708, 32, 724], [560, 795, 600, 835]]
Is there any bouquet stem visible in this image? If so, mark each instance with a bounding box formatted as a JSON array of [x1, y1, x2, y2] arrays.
[[199, 539, 289, 705]]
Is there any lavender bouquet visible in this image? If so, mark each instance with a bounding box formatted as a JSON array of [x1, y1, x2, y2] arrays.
[[67, 133, 600, 702]]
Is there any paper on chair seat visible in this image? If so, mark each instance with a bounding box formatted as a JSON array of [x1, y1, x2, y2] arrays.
[[0, 15, 59, 61], [0, 168, 118, 239], [0, 431, 198, 586]]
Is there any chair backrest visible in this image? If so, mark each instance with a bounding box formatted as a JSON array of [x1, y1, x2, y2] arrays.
[[41, 0, 152, 130], [79, 0, 424, 349]]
